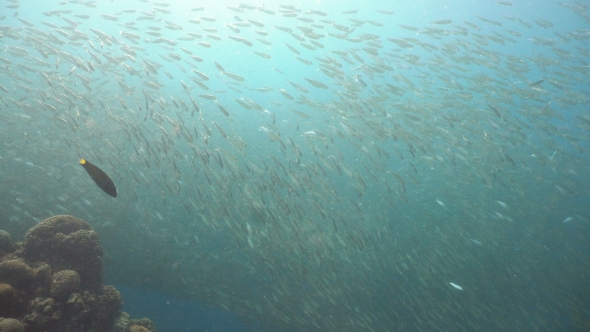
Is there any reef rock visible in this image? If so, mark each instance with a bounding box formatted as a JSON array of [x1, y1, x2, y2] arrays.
[[0, 216, 155, 332]]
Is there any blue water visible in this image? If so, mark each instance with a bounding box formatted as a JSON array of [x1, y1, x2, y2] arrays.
[[1, 0, 589, 331], [116, 285, 252, 332]]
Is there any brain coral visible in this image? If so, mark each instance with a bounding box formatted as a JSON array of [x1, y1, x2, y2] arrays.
[[0, 283, 21, 317], [50, 270, 81, 301], [0, 260, 35, 291], [0, 318, 24, 332], [24, 215, 103, 290], [97, 285, 123, 317], [130, 325, 150, 332]]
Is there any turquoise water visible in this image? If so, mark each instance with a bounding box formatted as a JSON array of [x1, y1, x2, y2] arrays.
[[1, 0, 589, 331], [116, 285, 251, 331]]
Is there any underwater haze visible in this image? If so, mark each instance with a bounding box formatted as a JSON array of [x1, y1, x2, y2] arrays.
[[1, 0, 590, 331]]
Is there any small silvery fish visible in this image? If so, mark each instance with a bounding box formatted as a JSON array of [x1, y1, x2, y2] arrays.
[[450, 283, 463, 290]]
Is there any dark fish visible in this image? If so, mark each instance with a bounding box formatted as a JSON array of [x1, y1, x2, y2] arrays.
[[80, 158, 117, 197]]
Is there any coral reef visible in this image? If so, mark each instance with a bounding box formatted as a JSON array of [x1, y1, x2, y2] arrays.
[[0, 215, 155, 332], [0, 260, 35, 291], [129, 325, 150, 332], [24, 215, 103, 291], [107, 308, 155, 332], [0, 283, 22, 317], [50, 270, 80, 301], [0, 318, 25, 332]]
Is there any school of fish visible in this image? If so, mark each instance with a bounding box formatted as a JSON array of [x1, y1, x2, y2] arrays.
[[0, 0, 589, 331]]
